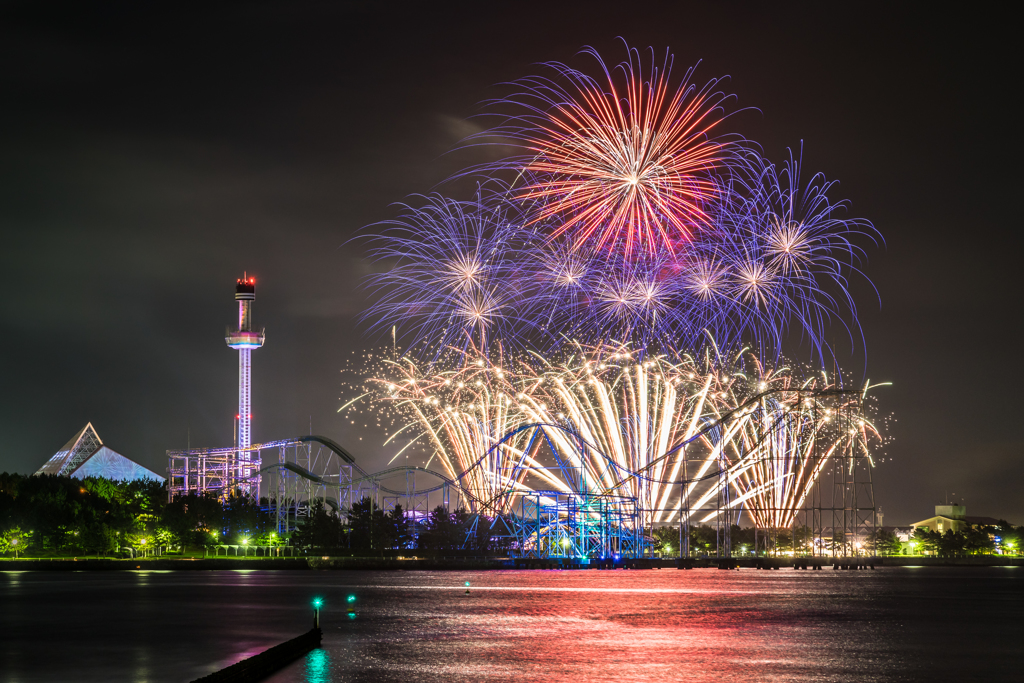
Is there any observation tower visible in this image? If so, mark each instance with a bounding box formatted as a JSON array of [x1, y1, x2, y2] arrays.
[[225, 274, 265, 492]]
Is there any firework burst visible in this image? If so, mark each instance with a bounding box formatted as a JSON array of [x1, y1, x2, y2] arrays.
[[350, 44, 885, 547], [478, 44, 742, 256], [348, 343, 884, 529], [364, 157, 875, 359], [361, 193, 538, 353]]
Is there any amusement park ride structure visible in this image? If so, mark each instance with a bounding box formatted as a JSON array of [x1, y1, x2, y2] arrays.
[[167, 396, 876, 560], [224, 275, 264, 499], [167, 277, 877, 560]]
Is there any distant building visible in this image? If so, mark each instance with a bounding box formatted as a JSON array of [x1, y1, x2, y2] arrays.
[[911, 504, 1006, 534], [33, 423, 164, 483]]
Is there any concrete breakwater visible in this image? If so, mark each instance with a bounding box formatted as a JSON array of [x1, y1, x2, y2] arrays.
[[191, 627, 321, 683]]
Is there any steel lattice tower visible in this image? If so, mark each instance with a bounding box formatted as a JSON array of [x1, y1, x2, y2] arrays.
[[225, 274, 265, 494]]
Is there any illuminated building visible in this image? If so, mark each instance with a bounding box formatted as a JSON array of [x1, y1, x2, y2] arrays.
[[33, 422, 163, 482]]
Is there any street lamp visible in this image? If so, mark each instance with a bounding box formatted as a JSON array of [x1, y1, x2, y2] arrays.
[[312, 597, 323, 628], [11, 538, 18, 560]]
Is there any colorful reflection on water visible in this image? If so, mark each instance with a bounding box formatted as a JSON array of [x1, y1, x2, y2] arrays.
[[304, 648, 331, 683], [0, 568, 1020, 682]]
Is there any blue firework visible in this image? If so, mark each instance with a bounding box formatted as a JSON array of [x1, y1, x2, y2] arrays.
[[361, 192, 540, 354]]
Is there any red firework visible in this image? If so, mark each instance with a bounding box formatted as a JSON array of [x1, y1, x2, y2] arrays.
[[513, 47, 736, 256]]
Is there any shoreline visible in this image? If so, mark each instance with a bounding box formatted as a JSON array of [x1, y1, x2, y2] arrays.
[[1, 556, 1021, 571]]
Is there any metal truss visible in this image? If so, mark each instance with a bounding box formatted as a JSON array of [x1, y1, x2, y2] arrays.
[[168, 435, 359, 533], [168, 386, 875, 559], [513, 491, 646, 559]]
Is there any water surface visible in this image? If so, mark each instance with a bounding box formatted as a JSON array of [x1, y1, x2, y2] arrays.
[[1, 567, 1019, 682]]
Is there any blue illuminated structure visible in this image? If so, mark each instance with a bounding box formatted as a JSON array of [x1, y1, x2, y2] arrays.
[[33, 423, 163, 482]]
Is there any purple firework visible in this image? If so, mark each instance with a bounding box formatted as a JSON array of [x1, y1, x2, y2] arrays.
[[361, 192, 541, 354]]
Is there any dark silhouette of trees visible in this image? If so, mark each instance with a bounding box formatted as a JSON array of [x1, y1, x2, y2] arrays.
[[871, 528, 902, 555], [292, 499, 345, 550], [162, 492, 225, 547], [220, 493, 272, 543], [418, 505, 469, 551], [347, 497, 411, 552], [384, 505, 412, 550], [0, 473, 167, 555], [913, 525, 997, 557], [9, 466, 1017, 561]]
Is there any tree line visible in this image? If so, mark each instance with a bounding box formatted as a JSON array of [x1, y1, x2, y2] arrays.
[[292, 498, 508, 553], [3, 472, 1021, 558], [0, 473, 504, 556], [0, 473, 275, 556], [911, 524, 1022, 557]]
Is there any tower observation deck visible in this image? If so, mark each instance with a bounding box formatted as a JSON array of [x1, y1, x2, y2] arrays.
[[226, 275, 265, 493]]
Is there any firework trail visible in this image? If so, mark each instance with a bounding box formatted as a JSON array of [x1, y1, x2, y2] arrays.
[[360, 343, 539, 513], [675, 352, 886, 528], [351, 343, 883, 528], [476, 44, 743, 256]]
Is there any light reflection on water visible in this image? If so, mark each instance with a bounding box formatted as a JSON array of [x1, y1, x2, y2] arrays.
[[0, 568, 1019, 683], [304, 648, 331, 683]]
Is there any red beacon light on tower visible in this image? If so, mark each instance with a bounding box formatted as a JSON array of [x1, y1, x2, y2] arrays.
[[227, 274, 263, 350]]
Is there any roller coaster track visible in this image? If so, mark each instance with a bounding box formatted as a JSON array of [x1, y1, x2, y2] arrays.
[[189, 435, 483, 506], [171, 386, 865, 515]]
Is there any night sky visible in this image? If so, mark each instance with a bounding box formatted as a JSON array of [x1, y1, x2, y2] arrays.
[[1, 3, 1019, 524]]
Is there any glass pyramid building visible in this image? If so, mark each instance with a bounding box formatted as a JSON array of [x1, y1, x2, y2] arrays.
[[33, 423, 164, 482]]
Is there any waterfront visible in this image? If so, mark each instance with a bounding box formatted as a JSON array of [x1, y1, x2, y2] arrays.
[[1, 568, 1020, 682]]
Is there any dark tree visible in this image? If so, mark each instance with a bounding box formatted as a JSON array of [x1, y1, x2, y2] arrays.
[[912, 527, 939, 554], [964, 525, 995, 555], [871, 528, 903, 556], [163, 492, 225, 548], [732, 526, 757, 553], [348, 497, 384, 551], [689, 525, 718, 555], [0, 473, 172, 556], [292, 499, 345, 550], [383, 505, 412, 550], [652, 526, 677, 553], [418, 506, 468, 551], [221, 493, 273, 543]]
